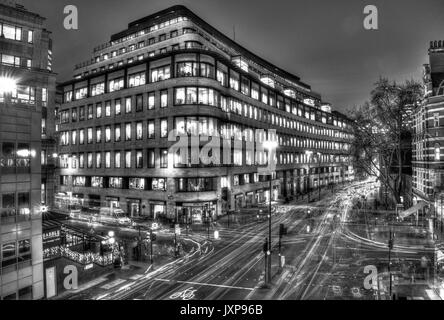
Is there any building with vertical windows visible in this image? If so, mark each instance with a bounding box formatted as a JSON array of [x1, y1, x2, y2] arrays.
[[412, 40, 444, 221], [55, 5, 354, 225], [0, 1, 55, 300]]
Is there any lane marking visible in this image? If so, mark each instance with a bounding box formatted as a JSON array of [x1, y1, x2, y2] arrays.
[[153, 278, 254, 291], [101, 278, 126, 290]]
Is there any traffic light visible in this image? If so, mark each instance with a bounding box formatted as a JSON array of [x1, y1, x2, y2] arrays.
[[388, 238, 393, 249], [150, 233, 157, 241], [279, 223, 287, 236], [263, 239, 268, 253]]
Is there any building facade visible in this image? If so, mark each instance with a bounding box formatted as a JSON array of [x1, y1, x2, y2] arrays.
[[413, 40, 444, 223], [55, 5, 354, 224], [0, 2, 55, 300]]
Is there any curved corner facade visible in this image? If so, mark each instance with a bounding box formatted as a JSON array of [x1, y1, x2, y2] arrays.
[[55, 6, 354, 224]]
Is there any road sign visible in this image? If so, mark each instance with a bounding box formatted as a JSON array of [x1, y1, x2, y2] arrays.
[[175, 224, 180, 235]]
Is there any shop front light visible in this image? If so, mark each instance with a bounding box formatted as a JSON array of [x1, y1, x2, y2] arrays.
[[0, 77, 17, 94]]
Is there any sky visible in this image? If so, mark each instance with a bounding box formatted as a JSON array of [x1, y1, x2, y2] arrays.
[[18, 0, 444, 112]]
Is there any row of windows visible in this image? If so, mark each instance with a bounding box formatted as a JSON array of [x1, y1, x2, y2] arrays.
[[0, 54, 31, 68], [61, 175, 167, 191], [0, 23, 33, 43], [59, 114, 350, 153], [60, 88, 351, 141], [66, 56, 350, 131], [58, 146, 350, 171]]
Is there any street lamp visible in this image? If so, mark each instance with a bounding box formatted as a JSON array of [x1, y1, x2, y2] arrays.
[[0, 76, 17, 95], [263, 139, 278, 285]]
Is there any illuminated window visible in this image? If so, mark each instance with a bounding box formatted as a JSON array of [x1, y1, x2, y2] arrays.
[[151, 65, 170, 82], [95, 152, 101, 168], [125, 150, 131, 168], [435, 144, 440, 161], [161, 90, 168, 108], [148, 92, 155, 109], [128, 72, 146, 87], [115, 124, 121, 142], [160, 118, 168, 138], [125, 123, 131, 141], [114, 151, 121, 168], [147, 120, 155, 139]]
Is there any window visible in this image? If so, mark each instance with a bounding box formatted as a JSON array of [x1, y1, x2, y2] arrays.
[[176, 62, 198, 77], [95, 152, 101, 168], [92, 176, 103, 188], [148, 92, 155, 109], [71, 130, 77, 145], [105, 152, 111, 168], [125, 123, 132, 141], [75, 87, 87, 100], [125, 150, 131, 168], [128, 72, 146, 87], [87, 105, 93, 119], [125, 97, 132, 113], [79, 154, 84, 168], [135, 121, 143, 140], [114, 151, 121, 168], [96, 127, 102, 143], [115, 124, 121, 142], [151, 178, 166, 191], [109, 78, 124, 92], [64, 91, 73, 103], [435, 144, 440, 161], [160, 149, 168, 168], [129, 178, 145, 190], [174, 88, 186, 105], [147, 149, 155, 168], [105, 101, 111, 117], [236, 75, 248, 96], [2, 24, 22, 41], [91, 82, 104, 96], [96, 103, 102, 118], [87, 128, 93, 144], [115, 99, 121, 115], [27, 30, 33, 43], [200, 63, 214, 78], [160, 90, 168, 108], [79, 129, 85, 144], [87, 153, 93, 168], [136, 150, 143, 168], [229, 70, 239, 91], [160, 118, 168, 138], [109, 177, 122, 189], [151, 65, 170, 82], [136, 94, 143, 112], [434, 113, 439, 127], [147, 120, 155, 139], [71, 108, 78, 122]]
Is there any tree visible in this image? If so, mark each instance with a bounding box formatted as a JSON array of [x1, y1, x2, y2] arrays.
[[349, 78, 422, 205]]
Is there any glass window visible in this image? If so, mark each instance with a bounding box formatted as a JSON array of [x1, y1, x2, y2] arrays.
[[125, 123, 131, 141], [161, 90, 168, 108], [147, 149, 155, 168], [125, 97, 132, 113], [147, 120, 155, 139], [200, 63, 214, 78], [128, 72, 146, 87], [114, 151, 121, 168], [96, 127, 102, 143], [136, 94, 143, 112], [115, 124, 121, 142], [125, 150, 131, 168], [229, 70, 239, 91], [186, 87, 197, 104], [105, 101, 111, 117], [160, 118, 168, 138], [87, 128, 93, 143], [109, 78, 124, 92], [136, 150, 143, 168], [177, 62, 197, 77], [105, 152, 111, 168], [148, 92, 155, 109], [105, 126, 111, 142], [96, 103, 102, 118], [160, 149, 168, 168], [174, 88, 185, 105], [115, 99, 121, 115], [96, 152, 101, 168], [91, 82, 104, 96], [151, 65, 171, 82], [92, 176, 103, 187]]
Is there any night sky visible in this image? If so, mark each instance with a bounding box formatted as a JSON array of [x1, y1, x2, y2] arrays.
[[19, 0, 444, 112]]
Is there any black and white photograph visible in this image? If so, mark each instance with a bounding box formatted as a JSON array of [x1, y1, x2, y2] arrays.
[[1, 0, 444, 309]]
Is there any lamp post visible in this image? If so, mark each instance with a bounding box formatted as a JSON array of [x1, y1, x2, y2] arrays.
[[263, 140, 278, 285]]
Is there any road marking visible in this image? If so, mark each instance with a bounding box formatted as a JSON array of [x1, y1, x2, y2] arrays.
[[153, 278, 254, 291], [129, 274, 144, 280], [100, 278, 126, 290]]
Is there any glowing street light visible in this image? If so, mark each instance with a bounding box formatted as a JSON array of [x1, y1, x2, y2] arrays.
[[108, 230, 115, 237], [214, 230, 219, 240], [0, 77, 17, 94], [108, 237, 115, 245]]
